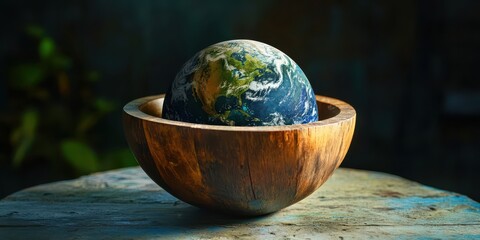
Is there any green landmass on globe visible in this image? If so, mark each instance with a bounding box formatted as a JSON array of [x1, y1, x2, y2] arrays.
[[162, 39, 318, 126]]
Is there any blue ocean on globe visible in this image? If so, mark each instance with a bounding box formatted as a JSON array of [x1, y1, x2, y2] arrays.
[[162, 39, 318, 126]]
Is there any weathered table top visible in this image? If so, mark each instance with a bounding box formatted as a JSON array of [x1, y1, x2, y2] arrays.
[[0, 167, 479, 239]]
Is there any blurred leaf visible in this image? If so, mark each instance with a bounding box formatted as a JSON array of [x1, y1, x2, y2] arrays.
[[10, 64, 45, 89], [86, 71, 100, 82], [76, 114, 99, 134], [95, 98, 116, 113], [10, 128, 22, 144], [50, 54, 71, 70], [22, 109, 38, 134], [25, 25, 44, 38], [39, 37, 55, 59], [10, 109, 39, 144], [112, 148, 137, 167], [102, 148, 137, 169], [61, 139, 99, 173], [11, 109, 38, 167], [12, 138, 33, 167]]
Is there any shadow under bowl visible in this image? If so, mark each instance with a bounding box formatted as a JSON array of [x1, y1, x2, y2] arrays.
[[123, 94, 356, 216]]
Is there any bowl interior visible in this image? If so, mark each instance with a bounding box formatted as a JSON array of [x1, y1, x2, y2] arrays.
[[139, 98, 341, 121]]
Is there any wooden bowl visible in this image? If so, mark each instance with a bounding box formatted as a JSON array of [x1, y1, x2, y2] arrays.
[[123, 94, 355, 216]]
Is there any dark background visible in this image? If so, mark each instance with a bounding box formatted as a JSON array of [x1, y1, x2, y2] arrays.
[[1, 0, 479, 200]]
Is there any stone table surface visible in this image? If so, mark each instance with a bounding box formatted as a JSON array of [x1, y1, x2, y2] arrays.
[[0, 167, 479, 239]]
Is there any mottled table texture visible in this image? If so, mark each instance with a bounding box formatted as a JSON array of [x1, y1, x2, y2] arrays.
[[0, 167, 479, 239]]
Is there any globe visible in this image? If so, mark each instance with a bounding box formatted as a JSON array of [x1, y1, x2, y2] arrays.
[[162, 39, 318, 126]]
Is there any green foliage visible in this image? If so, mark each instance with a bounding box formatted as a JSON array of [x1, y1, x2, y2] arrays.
[[61, 139, 99, 174], [3, 25, 136, 176], [25, 25, 44, 38], [11, 109, 38, 167], [95, 98, 117, 113], [39, 37, 55, 59], [102, 149, 138, 170], [10, 64, 45, 88]]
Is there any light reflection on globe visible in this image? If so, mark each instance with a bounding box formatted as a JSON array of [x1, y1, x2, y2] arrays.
[[162, 39, 318, 126]]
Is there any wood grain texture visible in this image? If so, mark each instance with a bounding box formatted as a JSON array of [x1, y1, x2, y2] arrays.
[[0, 167, 478, 239], [123, 95, 356, 215]]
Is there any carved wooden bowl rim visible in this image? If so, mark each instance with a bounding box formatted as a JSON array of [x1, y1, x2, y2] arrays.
[[123, 94, 355, 132]]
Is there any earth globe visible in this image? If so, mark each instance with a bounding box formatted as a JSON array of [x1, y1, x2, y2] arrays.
[[162, 39, 318, 126]]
